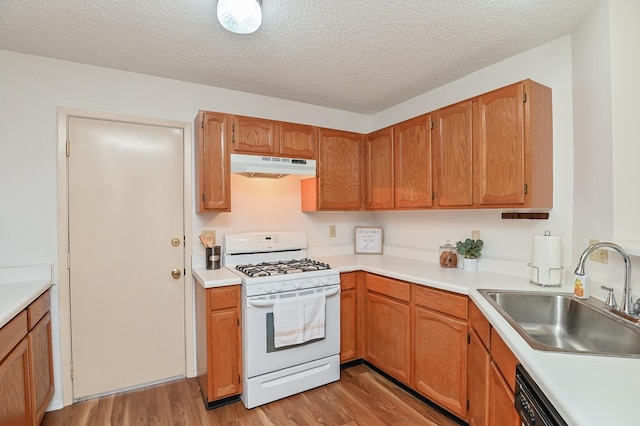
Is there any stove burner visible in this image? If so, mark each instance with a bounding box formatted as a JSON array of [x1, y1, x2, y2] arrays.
[[236, 258, 331, 278]]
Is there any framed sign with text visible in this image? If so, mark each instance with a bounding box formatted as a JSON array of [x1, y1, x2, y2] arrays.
[[354, 226, 384, 254]]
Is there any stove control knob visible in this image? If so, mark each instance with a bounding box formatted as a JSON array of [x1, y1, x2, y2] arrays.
[[265, 286, 273, 293], [294, 282, 302, 289], [275, 283, 283, 292], [313, 278, 322, 287]]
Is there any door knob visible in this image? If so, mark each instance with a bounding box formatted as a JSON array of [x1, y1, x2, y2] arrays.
[[171, 269, 182, 279], [171, 237, 181, 247]]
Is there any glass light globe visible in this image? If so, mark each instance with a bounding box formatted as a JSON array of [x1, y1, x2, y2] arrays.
[[217, 0, 262, 34]]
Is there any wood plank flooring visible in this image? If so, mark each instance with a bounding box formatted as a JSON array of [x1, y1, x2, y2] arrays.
[[42, 365, 464, 426]]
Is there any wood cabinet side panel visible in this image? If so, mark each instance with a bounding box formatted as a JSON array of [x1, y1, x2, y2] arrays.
[[340, 289, 358, 363], [208, 306, 242, 400], [524, 79, 553, 208], [195, 283, 209, 401]]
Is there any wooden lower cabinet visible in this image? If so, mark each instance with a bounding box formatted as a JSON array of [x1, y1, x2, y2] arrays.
[[489, 362, 520, 426], [28, 312, 54, 426], [364, 275, 411, 385], [0, 289, 53, 426], [467, 302, 520, 426], [196, 284, 242, 407], [340, 272, 358, 363], [0, 338, 31, 426], [468, 327, 490, 426], [413, 305, 468, 419]]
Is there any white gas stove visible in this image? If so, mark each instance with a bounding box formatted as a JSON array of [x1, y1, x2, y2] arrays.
[[223, 231, 341, 409]]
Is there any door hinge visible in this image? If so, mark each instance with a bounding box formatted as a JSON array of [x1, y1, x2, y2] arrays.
[[467, 333, 471, 344], [523, 92, 527, 103], [524, 183, 528, 194], [67, 253, 71, 269], [237, 318, 240, 326], [71, 363, 74, 380], [201, 118, 204, 129], [430, 121, 434, 130], [432, 192, 436, 200], [184, 268, 186, 275], [66, 140, 71, 157], [238, 374, 241, 384], [231, 123, 236, 143], [467, 399, 470, 411], [201, 193, 205, 202]]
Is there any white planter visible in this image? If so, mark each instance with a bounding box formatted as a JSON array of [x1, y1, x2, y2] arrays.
[[463, 258, 478, 271]]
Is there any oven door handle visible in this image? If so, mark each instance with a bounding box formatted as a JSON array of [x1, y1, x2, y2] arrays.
[[248, 286, 340, 307]]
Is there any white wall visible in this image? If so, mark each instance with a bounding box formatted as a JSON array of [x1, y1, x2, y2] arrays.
[[610, 0, 640, 240], [369, 37, 576, 279]]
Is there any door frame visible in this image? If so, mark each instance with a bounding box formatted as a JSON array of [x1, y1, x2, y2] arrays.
[[56, 108, 194, 406]]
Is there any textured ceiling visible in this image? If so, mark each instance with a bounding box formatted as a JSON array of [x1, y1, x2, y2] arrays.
[[0, 0, 599, 114]]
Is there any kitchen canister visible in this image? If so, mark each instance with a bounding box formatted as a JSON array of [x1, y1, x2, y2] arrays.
[[206, 245, 221, 270], [528, 231, 562, 286]]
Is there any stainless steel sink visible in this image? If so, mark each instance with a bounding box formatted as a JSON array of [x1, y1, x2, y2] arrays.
[[478, 290, 640, 357]]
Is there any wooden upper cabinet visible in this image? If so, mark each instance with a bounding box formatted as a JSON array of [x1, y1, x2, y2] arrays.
[[231, 115, 276, 154], [434, 101, 473, 207], [366, 127, 394, 209], [393, 114, 433, 209], [279, 122, 316, 159], [474, 79, 552, 208], [195, 112, 230, 213], [315, 128, 364, 210]]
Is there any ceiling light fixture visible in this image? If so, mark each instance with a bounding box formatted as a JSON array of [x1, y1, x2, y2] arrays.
[[217, 0, 262, 34]]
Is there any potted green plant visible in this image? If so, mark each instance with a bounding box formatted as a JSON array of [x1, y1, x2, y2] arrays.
[[456, 238, 483, 270]]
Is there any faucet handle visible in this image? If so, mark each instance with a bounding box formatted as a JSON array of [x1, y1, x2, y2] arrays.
[[601, 286, 618, 310]]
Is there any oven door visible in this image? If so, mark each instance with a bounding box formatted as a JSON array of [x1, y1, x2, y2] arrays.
[[244, 284, 340, 378]]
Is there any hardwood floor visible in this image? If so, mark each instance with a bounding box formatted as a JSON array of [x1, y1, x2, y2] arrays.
[[42, 365, 464, 425]]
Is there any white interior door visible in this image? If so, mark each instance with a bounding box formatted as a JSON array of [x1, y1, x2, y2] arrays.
[[67, 116, 185, 400]]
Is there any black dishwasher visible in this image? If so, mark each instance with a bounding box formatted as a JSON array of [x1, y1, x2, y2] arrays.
[[515, 364, 567, 426]]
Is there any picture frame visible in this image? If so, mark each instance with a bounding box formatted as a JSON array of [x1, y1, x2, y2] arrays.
[[354, 226, 384, 254]]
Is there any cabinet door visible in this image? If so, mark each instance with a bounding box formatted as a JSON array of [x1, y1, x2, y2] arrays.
[[468, 328, 490, 426], [366, 127, 394, 209], [340, 289, 357, 363], [279, 122, 316, 159], [475, 82, 525, 206], [231, 115, 276, 154], [413, 306, 468, 419], [434, 101, 473, 207], [29, 312, 54, 426], [317, 129, 364, 210], [488, 362, 520, 426], [365, 292, 411, 385], [0, 339, 31, 426], [393, 115, 433, 208], [209, 307, 241, 400], [196, 112, 230, 212]]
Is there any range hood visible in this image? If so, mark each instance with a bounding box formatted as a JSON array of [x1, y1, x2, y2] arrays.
[[230, 153, 316, 179]]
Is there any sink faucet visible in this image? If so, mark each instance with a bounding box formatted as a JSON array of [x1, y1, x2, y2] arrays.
[[574, 242, 635, 317]]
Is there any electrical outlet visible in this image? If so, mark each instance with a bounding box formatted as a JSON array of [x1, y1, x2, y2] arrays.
[[471, 230, 481, 240], [588, 239, 608, 264], [329, 225, 336, 238]]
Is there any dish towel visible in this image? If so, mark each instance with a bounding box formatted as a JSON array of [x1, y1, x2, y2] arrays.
[[273, 294, 326, 349]]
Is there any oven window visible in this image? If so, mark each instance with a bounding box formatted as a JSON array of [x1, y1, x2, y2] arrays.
[[266, 313, 324, 352]]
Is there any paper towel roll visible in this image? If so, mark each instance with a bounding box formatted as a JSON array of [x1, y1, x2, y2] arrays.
[[531, 234, 562, 285]]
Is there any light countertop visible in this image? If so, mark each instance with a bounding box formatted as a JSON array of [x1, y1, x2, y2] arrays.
[[192, 254, 637, 425], [0, 265, 53, 329]]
